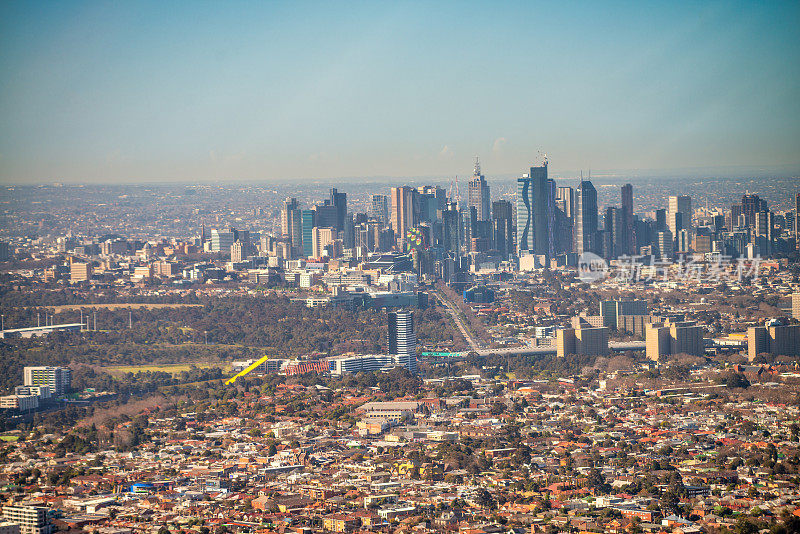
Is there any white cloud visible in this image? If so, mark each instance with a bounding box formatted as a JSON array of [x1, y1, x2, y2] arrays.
[[492, 137, 507, 154], [438, 145, 454, 160]]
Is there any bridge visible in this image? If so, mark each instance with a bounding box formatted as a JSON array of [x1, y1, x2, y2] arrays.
[[422, 341, 646, 361]]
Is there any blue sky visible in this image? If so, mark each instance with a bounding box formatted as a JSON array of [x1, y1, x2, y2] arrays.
[[1, 1, 798, 183]]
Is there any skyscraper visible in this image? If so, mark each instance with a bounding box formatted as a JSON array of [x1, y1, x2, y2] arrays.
[[657, 229, 674, 260], [667, 195, 691, 234], [603, 207, 622, 260], [442, 202, 460, 256], [516, 161, 552, 256], [388, 310, 417, 374], [468, 157, 491, 221], [555, 186, 574, 220], [574, 179, 599, 255], [796, 193, 800, 250], [329, 188, 347, 231], [390, 186, 416, 246], [281, 198, 302, 253], [301, 209, 315, 257], [621, 184, 634, 255], [370, 194, 389, 225], [741, 194, 766, 227], [492, 200, 514, 257]]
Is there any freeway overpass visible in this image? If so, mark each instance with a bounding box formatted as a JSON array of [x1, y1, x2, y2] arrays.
[[423, 341, 646, 361]]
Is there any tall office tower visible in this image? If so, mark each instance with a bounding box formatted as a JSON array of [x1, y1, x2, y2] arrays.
[[342, 214, 355, 249], [492, 200, 514, 257], [301, 209, 315, 257], [417, 190, 440, 223], [667, 195, 692, 234], [281, 198, 303, 253], [461, 206, 476, 252], [754, 210, 774, 256], [418, 185, 447, 211], [516, 161, 552, 256], [70, 261, 92, 283], [793, 291, 800, 320], [370, 194, 389, 225], [657, 229, 674, 260], [795, 193, 800, 250], [741, 194, 767, 227], [655, 209, 667, 232], [313, 202, 338, 230], [210, 229, 235, 252], [329, 188, 347, 231], [388, 310, 417, 374], [312, 227, 335, 258], [442, 202, 461, 255], [574, 179, 599, 255], [468, 157, 491, 221], [603, 207, 622, 260], [230, 241, 247, 262], [24, 366, 71, 395], [676, 229, 690, 254], [621, 184, 634, 254], [555, 186, 574, 220], [390, 186, 416, 244]]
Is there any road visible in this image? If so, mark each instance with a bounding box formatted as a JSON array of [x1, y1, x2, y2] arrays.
[[434, 291, 481, 351]]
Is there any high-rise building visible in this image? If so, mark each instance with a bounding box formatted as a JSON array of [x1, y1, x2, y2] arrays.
[[442, 202, 460, 256], [741, 194, 767, 227], [281, 198, 303, 253], [793, 292, 800, 320], [603, 207, 622, 260], [645, 320, 703, 360], [556, 322, 609, 357], [795, 193, 800, 250], [330, 188, 347, 231], [600, 300, 648, 329], [301, 209, 315, 257], [388, 311, 417, 374], [656, 229, 674, 260], [492, 200, 514, 257], [468, 157, 491, 221], [667, 195, 692, 234], [574, 179, 599, 255], [516, 161, 552, 256], [748, 324, 800, 359], [370, 195, 389, 225], [70, 261, 92, 283], [621, 184, 634, 255], [312, 227, 336, 259], [231, 241, 247, 262], [555, 186, 574, 220], [655, 209, 667, 232], [754, 210, 774, 256], [390, 186, 416, 246], [23, 366, 71, 395], [211, 229, 235, 253]]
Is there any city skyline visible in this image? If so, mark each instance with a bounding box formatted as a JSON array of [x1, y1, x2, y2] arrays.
[[1, 1, 799, 184]]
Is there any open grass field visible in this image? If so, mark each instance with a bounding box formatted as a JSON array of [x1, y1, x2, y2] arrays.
[[50, 303, 204, 313], [104, 362, 229, 376], [0, 436, 19, 442]]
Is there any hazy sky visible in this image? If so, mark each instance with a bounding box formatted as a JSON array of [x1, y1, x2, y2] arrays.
[[1, 1, 799, 184]]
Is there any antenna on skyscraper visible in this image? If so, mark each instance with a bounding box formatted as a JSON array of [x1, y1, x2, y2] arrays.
[[455, 175, 461, 210], [474, 155, 481, 176]]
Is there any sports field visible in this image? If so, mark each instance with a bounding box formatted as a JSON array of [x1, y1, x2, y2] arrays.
[[104, 362, 228, 376]]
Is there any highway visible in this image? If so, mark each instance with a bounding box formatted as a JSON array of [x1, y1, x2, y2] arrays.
[[433, 290, 481, 351]]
